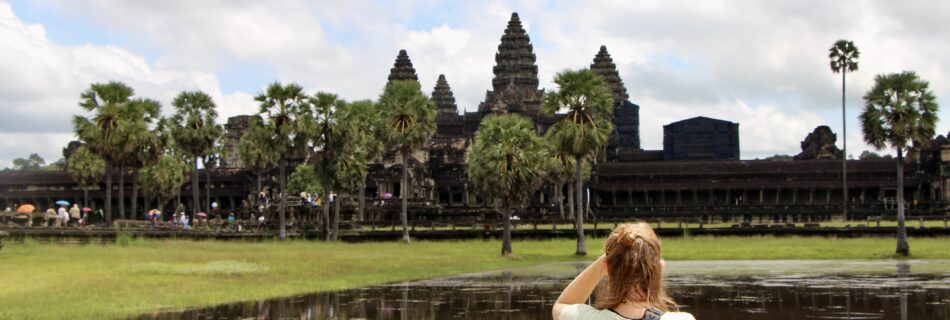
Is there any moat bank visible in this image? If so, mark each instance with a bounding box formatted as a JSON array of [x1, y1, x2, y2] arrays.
[[2, 237, 950, 319]]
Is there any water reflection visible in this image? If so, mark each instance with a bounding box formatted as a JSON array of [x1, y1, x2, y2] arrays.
[[138, 260, 950, 320]]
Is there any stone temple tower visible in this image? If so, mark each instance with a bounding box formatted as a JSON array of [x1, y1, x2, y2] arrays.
[[388, 49, 419, 82], [590, 45, 641, 157], [477, 12, 545, 117]]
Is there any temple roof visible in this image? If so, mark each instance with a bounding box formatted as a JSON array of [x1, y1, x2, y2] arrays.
[[432, 74, 458, 114], [491, 12, 539, 92], [388, 49, 419, 82], [590, 45, 629, 104]]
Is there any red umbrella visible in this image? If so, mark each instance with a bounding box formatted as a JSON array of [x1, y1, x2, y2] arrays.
[[16, 204, 35, 213], [196, 212, 207, 217], [82, 207, 93, 213]]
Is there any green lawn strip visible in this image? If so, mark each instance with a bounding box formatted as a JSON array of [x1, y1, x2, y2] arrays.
[[1, 236, 949, 319]]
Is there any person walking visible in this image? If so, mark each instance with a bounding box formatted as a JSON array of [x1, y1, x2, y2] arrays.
[[45, 207, 56, 228], [57, 206, 68, 228], [69, 204, 80, 227]]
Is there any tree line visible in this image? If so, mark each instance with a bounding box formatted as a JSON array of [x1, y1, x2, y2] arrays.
[[61, 40, 941, 257]]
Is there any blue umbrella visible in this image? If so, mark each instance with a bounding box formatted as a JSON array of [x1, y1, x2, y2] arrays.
[[55, 200, 70, 206]]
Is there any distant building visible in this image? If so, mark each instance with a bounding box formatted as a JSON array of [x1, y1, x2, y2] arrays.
[[663, 116, 739, 160]]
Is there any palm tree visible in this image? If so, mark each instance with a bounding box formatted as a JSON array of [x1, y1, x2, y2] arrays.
[[378, 81, 436, 243], [238, 120, 279, 195], [542, 69, 614, 256], [336, 100, 385, 222], [66, 145, 105, 209], [74, 81, 156, 224], [829, 39, 860, 219], [861, 71, 939, 256], [256, 82, 311, 240], [311, 92, 346, 241], [466, 114, 548, 255], [171, 91, 223, 220], [122, 114, 164, 219]]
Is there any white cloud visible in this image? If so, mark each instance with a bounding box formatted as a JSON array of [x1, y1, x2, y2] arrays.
[[2, 0, 950, 165]]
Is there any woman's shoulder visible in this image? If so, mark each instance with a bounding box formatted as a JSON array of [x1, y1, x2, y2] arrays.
[[559, 305, 695, 320], [558, 304, 632, 320]]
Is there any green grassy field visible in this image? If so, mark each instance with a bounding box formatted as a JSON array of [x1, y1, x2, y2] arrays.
[[1, 236, 949, 320]]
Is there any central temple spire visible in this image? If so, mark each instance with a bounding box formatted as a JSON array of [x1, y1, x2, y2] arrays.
[[388, 49, 419, 82], [478, 12, 545, 117], [491, 12, 539, 92]]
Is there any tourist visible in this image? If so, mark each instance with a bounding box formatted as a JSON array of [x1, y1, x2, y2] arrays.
[[180, 213, 189, 230], [552, 222, 694, 320], [69, 204, 80, 227], [57, 206, 69, 227], [45, 207, 56, 227]]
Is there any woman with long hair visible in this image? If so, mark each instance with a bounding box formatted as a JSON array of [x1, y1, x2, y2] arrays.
[[552, 222, 693, 320]]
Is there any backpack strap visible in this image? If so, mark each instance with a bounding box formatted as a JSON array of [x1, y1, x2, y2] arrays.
[[642, 307, 664, 320]]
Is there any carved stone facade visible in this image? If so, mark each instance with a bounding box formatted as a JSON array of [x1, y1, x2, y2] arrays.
[[794, 125, 844, 160], [221, 115, 262, 169]]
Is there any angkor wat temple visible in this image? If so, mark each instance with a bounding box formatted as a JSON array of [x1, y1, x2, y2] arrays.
[[2, 13, 949, 222]]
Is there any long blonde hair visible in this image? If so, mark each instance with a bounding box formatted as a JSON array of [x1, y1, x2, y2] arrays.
[[596, 222, 677, 311]]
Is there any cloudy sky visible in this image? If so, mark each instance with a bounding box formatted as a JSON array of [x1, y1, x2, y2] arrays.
[[1, 0, 949, 168]]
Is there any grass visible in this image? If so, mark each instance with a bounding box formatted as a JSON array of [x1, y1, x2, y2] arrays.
[[1, 236, 949, 319]]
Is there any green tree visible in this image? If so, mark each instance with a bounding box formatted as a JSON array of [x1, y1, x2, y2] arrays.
[[829, 39, 860, 218], [11, 153, 45, 170], [337, 100, 385, 221], [66, 146, 105, 208], [73, 81, 156, 224], [378, 81, 436, 243], [238, 120, 278, 195], [114, 98, 162, 220], [138, 149, 191, 215], [861, 71, 939, 256], [542, 69, 614, 256], [256, 82, 312, 240], [288, 164, 322, 197], [171, 91, 223, 218], [467, 115, 548, 255]]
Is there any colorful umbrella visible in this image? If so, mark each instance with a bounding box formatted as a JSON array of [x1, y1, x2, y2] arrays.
[[196, 212, 207, 217], [82, 207, 92, 213], [149, 209, 160, 214], [55, 200, 70, 206], [16, 204, 35, 213], [383, 193, 393, 199]]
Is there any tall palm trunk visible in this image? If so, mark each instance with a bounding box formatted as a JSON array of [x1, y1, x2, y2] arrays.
[[105, 162, 113, 225], [278, 158, 287, 240], [556, 183, 564, 219], [575, 156, 587, 256], [131, 171, 139, 219], [358, 177, 366, 222], [332, 194, 340, 241], [205, 160, 211, 216], [501, 198, 512, 255], [401, 150, 410, 243], [567, 183, 575, 220], [118, 165, 125, 220], [192, 157, 200, 216], [323, 189, 331, 241], [157, 198, 164, 219], [896, 148, 909, 256], [841, 71, 849, 220], [256, 173, 262, 195]]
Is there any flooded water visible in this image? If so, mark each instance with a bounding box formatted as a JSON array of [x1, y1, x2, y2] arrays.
[[138, 260, 950, 320]]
